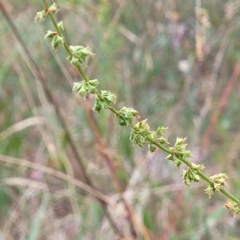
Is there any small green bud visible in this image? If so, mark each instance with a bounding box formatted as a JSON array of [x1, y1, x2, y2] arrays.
[[34, 3, 58, 22], [44, 30, 64, 49], [166, 154, 174, 161], [35, 10, 47, 22], [134, 119, 150, 134], [116, 107, 139, 126], [72, 80, 99, 99], [148, 144, 156, 152], [156, 126, 168, 135], [130, 119, 152, 147], [47, 3, 58, 14], [57, 21, 64, 31], [175, 137, 186, 145], [101, 90, 116, 104], [225, 201, 240, 217], [68, 45, 94, 66], [92, 101, 102, 113], [87, 79, 99, 94], [204, 173, 228, 198], [158, 136, 169, 145], [205, 185, 215, 198], [192, 163, 205, 171], [44, 30, 57, 39], [51, 35, 64, 49], [183, 163, 205, 186], [173, 155, 182, 167], [69, 56, 80, 67], [150, 132, 157, 140], [118, 117, 126, 126], [73, 81, 87, 98], [130, 131, 146, 147], [89, 79, 99, 87], [92, 91, 116, 113], [210, 173, 228, 191]]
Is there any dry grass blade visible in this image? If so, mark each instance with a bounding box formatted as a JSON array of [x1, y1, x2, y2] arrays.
[[0, 155, 115, 207]]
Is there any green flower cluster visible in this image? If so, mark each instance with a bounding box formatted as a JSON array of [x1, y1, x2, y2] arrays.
[[225, 201, 240, 217], [166, 137, 191, 167], [183, 163, 205, 186], [72, 79, 99, 99], [35, 3, 58, 22], [93, 91, 116, 113], [205, 173, 229, 198], [44, 29, 64, 49], [116, 107, 139, 126], [130, 119, 168, 152], [67, 46, 94, 67]]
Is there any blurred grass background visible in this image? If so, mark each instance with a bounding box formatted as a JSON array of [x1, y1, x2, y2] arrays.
[[0, 0, 240, 239]]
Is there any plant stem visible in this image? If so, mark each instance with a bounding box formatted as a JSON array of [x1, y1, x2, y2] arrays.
[[43, 0, 89, 83], [42, 0, 239, 226], [0, 1, 123, 237], [42, 1, 139, 238]]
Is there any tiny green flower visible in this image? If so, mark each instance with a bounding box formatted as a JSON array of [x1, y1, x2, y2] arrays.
[[101, 90, 116, 104], [47, 3, 58, 14], [158, 136, 169, 144], [130, 119, 151, 147], [34, 3, 58, 22], [44, 30, 64, 49], [130, 131, 147, 147], [205, 185, 215, 198], [225, 201, 240, 217], [88, 79, 99, 88], [204, 173, 229, 197], [156, 126, 168, 135], [68, 45, 94, 66], [92, 91, 116, 113], [210, 173, 229, 187], [134, 119, 150, 135], [51, 35, 64, 49], [149, 128, 169, 146], [57, 21, 64, 31], [35, 10, 47, 22], [44, 30, 57, 39], [174, 137, 188, 152], [73, 81, 87, 98], [72, 79, 99, 99], [148, 144, 157, 152], [166, 137, 191, 166], [172, 155, 182, 167], [183, 163, 205, 186], [116, 107, 139, 126], [69, 56, 80, 67]]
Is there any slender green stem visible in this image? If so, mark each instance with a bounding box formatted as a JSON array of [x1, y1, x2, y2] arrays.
[[219, 188, 239, 203], [146, 132, 239, 203], [110, 100, 239, 203], [42, 0, 89, 83], [42, 0, 239, 211]]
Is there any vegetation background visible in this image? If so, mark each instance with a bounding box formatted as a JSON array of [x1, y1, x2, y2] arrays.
[[0, 0, 240, 239]]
